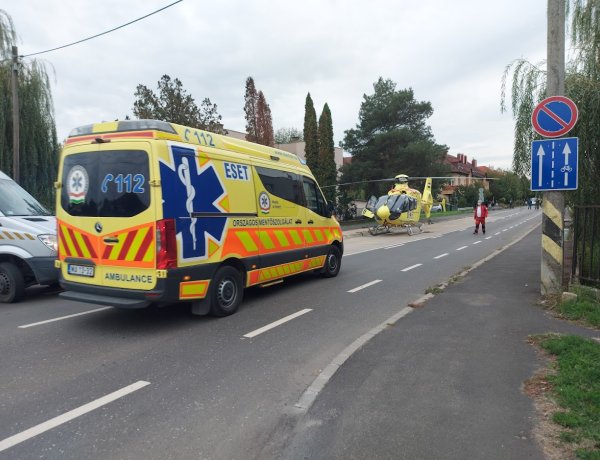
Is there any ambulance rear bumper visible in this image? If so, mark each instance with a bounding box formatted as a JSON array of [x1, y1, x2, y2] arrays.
[[59, 290, 151, 309]]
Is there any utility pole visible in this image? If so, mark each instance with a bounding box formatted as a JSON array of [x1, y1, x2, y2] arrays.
[[11, 45, 19, 183], [541, 0, 565, 295]]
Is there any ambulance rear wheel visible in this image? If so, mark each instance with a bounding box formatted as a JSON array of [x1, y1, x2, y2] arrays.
[[209, 266, 244, 317], [0, 262, 25, 303], [321, 245, 341, 278]]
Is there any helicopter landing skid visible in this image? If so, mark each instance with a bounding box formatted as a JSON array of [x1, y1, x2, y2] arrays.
[[367, 223, 423, 236], [405, 223, 423, 236], [368, 225, 392, 236]]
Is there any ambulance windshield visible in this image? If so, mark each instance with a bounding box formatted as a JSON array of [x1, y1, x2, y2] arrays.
[[0, 178, 51, 216], [61, 150, 150, 217]]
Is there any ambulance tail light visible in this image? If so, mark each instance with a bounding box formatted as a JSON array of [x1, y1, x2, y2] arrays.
[[156, 219, 177, 269]]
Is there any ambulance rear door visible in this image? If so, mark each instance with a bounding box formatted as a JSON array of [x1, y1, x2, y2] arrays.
[[58, 141, 158, 291]]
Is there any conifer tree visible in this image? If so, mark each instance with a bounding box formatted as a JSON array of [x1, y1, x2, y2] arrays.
[[303, 93, 319, 175], [256, 91, 274, 147], [318, 103, 337, 201], [243, 77, 259, 143]]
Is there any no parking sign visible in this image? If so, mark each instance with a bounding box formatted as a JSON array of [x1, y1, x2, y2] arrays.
[[531, 96, 578, 138]]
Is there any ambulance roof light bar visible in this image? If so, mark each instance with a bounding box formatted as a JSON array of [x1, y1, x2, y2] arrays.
[[68, 119, 177, 137]]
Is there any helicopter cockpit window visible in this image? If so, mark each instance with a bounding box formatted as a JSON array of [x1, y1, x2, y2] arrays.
[[374, 195, 389, 209]]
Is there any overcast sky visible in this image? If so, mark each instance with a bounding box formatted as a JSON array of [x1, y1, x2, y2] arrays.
[[7, 0, 547, 169]]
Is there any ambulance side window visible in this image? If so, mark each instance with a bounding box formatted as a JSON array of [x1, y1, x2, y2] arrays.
[[302, 177, 328, 217], [255, 166, 303, 206]]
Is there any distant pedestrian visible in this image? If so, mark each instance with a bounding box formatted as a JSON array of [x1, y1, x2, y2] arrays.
[[473, 200, 488, 235], [527, 198, 532, 209], [535, 199, 540, 210]]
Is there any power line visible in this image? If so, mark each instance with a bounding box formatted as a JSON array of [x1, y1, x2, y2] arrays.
[[20, 0, 183, 58]]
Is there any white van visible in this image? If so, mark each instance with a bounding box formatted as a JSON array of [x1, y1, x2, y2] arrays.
[[0, 171, 58, 303]]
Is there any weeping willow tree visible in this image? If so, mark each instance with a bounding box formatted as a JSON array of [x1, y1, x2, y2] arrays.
[[501, 0, 600, 205], [0, 10, 58, 208]]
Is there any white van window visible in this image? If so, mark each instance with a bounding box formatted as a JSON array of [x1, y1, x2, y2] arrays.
[[0, 179, 51, 216], [61, 150, 150, 217]]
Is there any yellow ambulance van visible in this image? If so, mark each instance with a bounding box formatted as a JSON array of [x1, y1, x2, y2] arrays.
[[55, 120, 343, 316]]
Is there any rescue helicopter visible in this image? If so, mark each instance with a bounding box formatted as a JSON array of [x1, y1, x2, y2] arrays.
[[362, 174, 434, 235]]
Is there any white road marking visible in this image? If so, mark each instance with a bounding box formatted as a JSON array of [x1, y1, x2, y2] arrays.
[[384, 243, 404, 249], [494, 232, 501, 235], [485, 236, 492, 240], [434, 253, 448, 259], [473, 241, 482, 245], [347, 279, 382, 293], [0, 381, 150, 453], [502, 229, 508, 232], [401, 263, 422, 272], [456, 246, 468, 251], [243, 309, 312, 338], [18, 307, 112, 329]]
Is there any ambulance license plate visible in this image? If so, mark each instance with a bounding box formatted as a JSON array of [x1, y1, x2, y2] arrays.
[[67, 264, 95, 277]]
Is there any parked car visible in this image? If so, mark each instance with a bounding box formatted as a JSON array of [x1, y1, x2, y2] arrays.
[[0, 171, 58, 303], [431, 204, 443, 212]]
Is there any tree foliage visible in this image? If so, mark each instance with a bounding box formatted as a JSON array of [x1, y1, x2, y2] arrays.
[[340, 77, 448, 198], [502, 0, 600, 204], [243, 76, 258, 143], [318, 103, 337, 200], [243, 77, 274, 146], [0, 10, 58, 207], [256, 90, 274, 147], [133, 75, 223, 133], [274, 127, 303, 144], [303, 93, 319, 175]]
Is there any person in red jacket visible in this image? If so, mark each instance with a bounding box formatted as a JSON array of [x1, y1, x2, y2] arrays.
[[473, 200, 488, 235]]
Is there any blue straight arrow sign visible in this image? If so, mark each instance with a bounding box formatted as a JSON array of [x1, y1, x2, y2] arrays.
[[531, 137, 578, 191]]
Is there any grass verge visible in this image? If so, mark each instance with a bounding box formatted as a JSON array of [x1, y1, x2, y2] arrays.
[[531, 334, 600, 459], [557, 286, 600, 329]]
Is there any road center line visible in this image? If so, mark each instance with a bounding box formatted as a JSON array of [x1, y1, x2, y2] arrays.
[[18, 307, 112, 329], [456, 246, 468, 251], [434, 253, 448, 259], [401, 263, 422, 272], [243, 309, 312, 338], [0, 381, 150, 453], [473, 241, 482, 245], [485, 236, 492, 240], [347, 279, 382, 293], [494, 232, 501, 235]]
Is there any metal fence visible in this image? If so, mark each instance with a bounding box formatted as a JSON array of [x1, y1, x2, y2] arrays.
[[573, 205, 600, 287]]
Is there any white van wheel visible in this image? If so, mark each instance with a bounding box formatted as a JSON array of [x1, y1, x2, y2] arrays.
[[0, 262, 26, 303], [209, 266, 244, 317]]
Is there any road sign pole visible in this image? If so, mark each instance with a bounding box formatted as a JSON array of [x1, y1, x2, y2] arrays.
[[542, 0, 565, 295]]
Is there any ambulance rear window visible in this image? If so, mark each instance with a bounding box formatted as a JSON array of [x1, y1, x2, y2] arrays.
[[61, 150, 150, 217]]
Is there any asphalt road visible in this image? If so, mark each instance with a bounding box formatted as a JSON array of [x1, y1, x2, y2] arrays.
[[0, 208, 541, 459]]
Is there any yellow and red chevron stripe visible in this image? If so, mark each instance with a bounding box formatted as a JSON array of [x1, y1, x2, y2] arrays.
[[58, 222, 98, 259], [247, 255, 326, 286], [100, 223, 155, 268], [58, 221, 155, 268], [222, 226, 341, 258]]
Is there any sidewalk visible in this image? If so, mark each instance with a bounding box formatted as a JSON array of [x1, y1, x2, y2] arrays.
[[284, 225, 598, 459]]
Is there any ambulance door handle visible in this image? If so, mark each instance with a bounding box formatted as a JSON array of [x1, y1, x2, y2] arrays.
[[103, 237, 119, 244], [307, 220, 314, 224], [295, 219, 302, 224]]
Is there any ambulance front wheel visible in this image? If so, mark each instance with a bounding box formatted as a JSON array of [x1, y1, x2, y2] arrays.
[[321, 245, 341, 278], [0, 262, 26, 303], [209, 266, 244, 317]]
